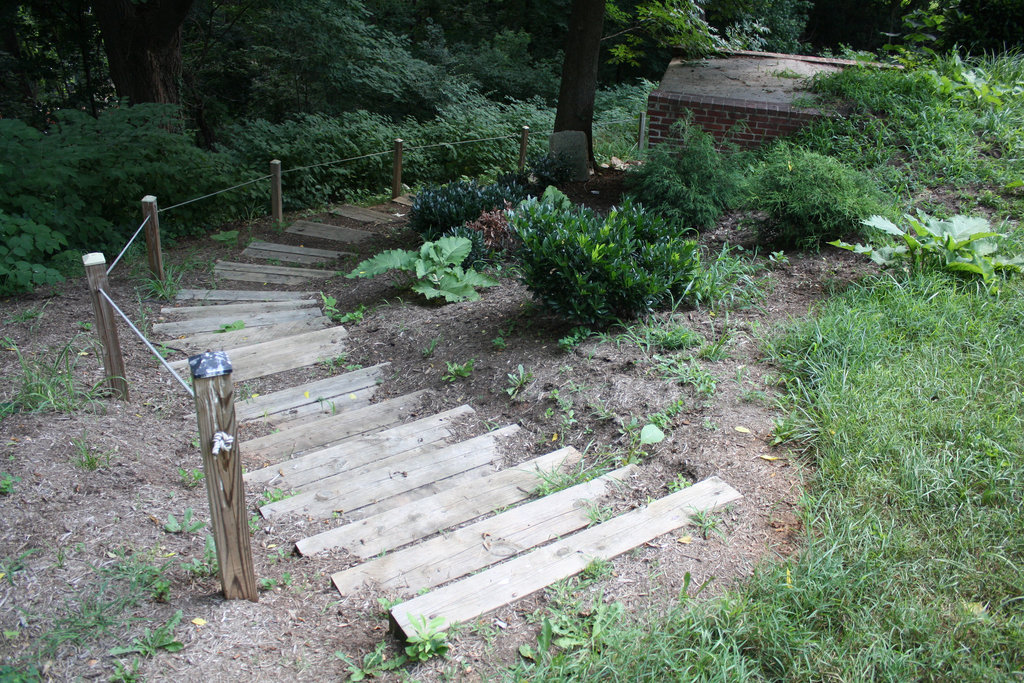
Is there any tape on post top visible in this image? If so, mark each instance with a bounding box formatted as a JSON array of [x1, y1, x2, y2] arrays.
[[188, 351, 233, 379]]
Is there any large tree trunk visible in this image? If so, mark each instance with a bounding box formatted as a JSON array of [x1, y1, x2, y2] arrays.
[[93, 0, 194, 105], [553, 0, 604, 169]]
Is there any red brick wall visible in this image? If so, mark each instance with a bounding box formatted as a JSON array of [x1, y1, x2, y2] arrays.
[[646, 91, 824, 149]]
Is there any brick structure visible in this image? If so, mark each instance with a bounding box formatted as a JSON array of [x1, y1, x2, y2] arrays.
[[646, 51, 859, 149]]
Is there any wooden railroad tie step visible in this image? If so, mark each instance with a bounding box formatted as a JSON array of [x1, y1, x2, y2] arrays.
[[297, 446, 585, 558], [244, 404, 470, 489], [167, 325, 348, 384], [259, 425, 520, 521], [240, 390, 430, 464], [328, 205, 399, 224], [330, 463, 638, 596], [241, 241, 353, 265], [234, 363, 390, 426], [176, 289, 317, 303], [286, 219, 375, 244], [159, 298, 320, 321], [389, 476, 743, 638], [214, 260, 337, 285], [152, 305, 322, 337], [165, 318, 332, 356]]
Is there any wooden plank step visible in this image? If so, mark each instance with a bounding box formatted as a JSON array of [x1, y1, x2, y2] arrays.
[[215, 260, 335, 285], [152, 307, 322, 336], [298, 446, 584, 558], [392, 195, 414, 207], [160, 299, 319, 318], [240, 390, 429, 463], [389, 476, 743, 637], [242, 241, 352, 265], [165, 318, 331, 354], [286, 220, 374, 245], [244, 407, 468, 489], [235, 363, 389, 425], [260, 426, 519, 520], [176, 289, 317, 303], [167, 325, 349, 384], [329, 205, 398, 224], [331, 464, 638, 596]]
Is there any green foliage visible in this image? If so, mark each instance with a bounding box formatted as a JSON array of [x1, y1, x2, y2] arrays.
[[626, 119, 748, 230], [321, 294, 366, 324], [0, 472, 20, 495], [180, 535, 219, 578], [403, 614, 450, 662], [177, 468, 204, 489], [708, 0, 812, 53], [506, 364, 534, 399], [442, 359, 475, 382], [346, 236, 498, 303], [831, 212, 1024, 285], [0, 210, 67, 295], [109, 610, 184, 657], [2, 336, 104, 416], [748, 143, 890, 249], [408, 179, 528, 241], [510, 189, 701, 326], [138, 266, 184, 302], [163, 508, 205, 534]]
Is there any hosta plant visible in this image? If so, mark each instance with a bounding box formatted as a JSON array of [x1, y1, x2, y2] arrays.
[[346, 236, 497, 302], [830, 212, 1024, 285]]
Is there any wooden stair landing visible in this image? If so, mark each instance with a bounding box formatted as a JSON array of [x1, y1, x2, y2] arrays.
[[328, 205, 398, 224]]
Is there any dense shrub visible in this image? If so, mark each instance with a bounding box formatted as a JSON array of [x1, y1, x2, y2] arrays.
[[509, 189, 701, 326], [409, 179, 529, 241], [0, 105, 239, 294], [626, 118, 749, 230], [747, 143, 889, 249]]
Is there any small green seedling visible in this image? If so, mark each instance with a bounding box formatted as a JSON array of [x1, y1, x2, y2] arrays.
[[216, 320, 245, 333], [0, 473, 20, 495], [442, 359, 474, 382], [109, 610, 184, 657], [177, 468, 204, 488], [505, 364, 533, 399], [163, 508, 205, 534], [404, 614, 450, 662]]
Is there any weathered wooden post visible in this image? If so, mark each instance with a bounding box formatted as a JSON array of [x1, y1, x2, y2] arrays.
[[638, 112, 648, 152], [518, 125, 530, 172], [270, 159, 283, 224], [82, 253, 129, 400], [140, 195, 164, 282], [391, 138, 404, 199], [189, 351, 258, 602]]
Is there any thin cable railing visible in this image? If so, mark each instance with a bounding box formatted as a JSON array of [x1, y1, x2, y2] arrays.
[[159, 174, 273, 213], [98, 288, 194, 398], [106, 214, 150, 276]]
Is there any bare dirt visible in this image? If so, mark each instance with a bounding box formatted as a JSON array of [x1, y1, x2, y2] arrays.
[[0, 169, 871, 681]]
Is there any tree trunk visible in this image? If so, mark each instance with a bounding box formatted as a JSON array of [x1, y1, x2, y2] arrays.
[[93, 0, 195, 105], [554, 0, 605, 169]]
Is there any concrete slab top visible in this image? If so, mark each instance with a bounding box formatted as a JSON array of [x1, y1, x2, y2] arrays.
[[658, 51, 845, 106]]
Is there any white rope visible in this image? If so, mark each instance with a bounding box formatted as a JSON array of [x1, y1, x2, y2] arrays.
[[159, 174, 272, 213]]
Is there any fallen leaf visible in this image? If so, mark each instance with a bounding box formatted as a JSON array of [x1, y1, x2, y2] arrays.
[[759, 454, 780, 461], [251, 393, 260, 399], [734, 426, 751, 434], [349, 393, 357, 400], [304, 391, 310, 399], [192, 617, 207, 627], [677, 535, 693, 544]]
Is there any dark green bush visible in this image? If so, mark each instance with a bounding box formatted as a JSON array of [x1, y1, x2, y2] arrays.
[[509, 189, 701, 326], [626, 118, 749, 231], [747, 143, 889, 249], [409, 179, 528, 241], [0, 105, 239, 294]]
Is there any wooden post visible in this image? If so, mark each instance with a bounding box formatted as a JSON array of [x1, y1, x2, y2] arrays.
[[518, 126, 530, 172], [391, 139, 403, 199], [189, 351, 258, 602], [638, 112, 648, 152], [270, 159, 283, 224], [82, 253, 129, 401], [140, 195, 164, 282]]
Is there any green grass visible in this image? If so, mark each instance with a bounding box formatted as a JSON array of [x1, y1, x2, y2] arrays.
[[504, 271, 1024, 681], [1, 336, 105, 417]]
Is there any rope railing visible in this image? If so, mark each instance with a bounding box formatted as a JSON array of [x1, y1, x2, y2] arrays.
[[283, 149, 391, 176], [159, 173, 273, 214], [98, 288, 195, 398]]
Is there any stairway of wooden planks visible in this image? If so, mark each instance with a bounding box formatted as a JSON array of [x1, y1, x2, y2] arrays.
[[155, 205, 743, 639]]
